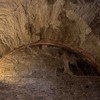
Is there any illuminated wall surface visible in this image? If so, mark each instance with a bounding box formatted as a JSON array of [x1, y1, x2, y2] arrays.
[[0, 0, 100, 100]]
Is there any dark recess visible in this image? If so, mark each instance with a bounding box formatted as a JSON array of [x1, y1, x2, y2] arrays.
[[69, 58, 100, 76], [56, 49, 100, 76], [47, 0, 57, 5]]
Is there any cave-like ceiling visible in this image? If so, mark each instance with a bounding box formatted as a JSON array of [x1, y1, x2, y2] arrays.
[[0, 1, 100, 100], [0, 0, 100, 79]]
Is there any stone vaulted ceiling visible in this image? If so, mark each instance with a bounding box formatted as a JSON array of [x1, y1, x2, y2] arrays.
[[0, 1, 100, 100], [0, 0, 100, 78]]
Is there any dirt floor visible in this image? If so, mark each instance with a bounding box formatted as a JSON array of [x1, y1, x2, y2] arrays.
[[0, 75, 100, 100], [0, 46, 100, 100]]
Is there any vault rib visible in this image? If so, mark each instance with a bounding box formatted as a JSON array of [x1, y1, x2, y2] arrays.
[[0, 40, 100, 73]]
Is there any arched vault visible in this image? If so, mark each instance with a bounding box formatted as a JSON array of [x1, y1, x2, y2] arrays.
[[0, 0, 100, 78]]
